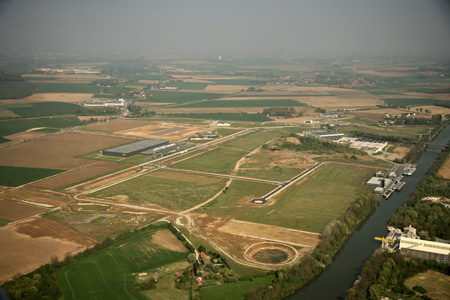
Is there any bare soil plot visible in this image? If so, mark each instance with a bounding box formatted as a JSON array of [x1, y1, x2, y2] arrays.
[[204, 85, 253, 93], [29, 162, 126, 190], [138, 80, 160, 84], [151, 229, 188, 252], [0, 188, 73, 207], [0, 200, 47, 220], [0, 216, 96, 283], [83, 118, 153, 132], [438, 157, 450, 180], [119, 123, 206, 140], [4, 131, 48, 142], [0, 93, 94, 104], [0, 132, 136, 170]]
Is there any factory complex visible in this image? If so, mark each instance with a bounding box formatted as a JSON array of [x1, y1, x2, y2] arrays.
[[101, 139, 168, 157]]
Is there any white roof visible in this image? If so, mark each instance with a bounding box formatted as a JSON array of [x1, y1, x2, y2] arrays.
[[399, 237, 450, 255]]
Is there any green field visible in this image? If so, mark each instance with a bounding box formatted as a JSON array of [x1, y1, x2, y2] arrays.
[[4, 102, 86, 117], [201, 276, 275, 300], [172, 147, 247, 174], [382, 98, 444, 106], [168, 82, 209, 90], [33, 82, 100, 93], [56, 229, 188, 300], [365, 90, 403, 96], [222, 130, 285, 151], [0, 116, 83, 137], [143, 91, 226, 104], [205, 164, 374, 233], [230, 94, 334, 97], [0, 166, 64, 187], [164, 113, 271, 122], [0, 218, 12, 226], [404, 270, 450, 300], [175, 99, 306, 108], [209, 79, 268, 86], [90, 170, 227, 210]]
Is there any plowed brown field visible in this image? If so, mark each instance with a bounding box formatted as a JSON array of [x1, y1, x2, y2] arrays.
[[0, 200, 47, 220]]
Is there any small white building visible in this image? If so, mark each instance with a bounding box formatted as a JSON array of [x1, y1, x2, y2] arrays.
[[217, 121, 232, 127]]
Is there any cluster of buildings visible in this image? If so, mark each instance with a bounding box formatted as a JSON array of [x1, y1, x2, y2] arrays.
[[302, 130, 387, 154], [366, 165, 411, 198], [83, 99, 127, 108], [378, 226, 450, 264], [101, 139, 173, 157]]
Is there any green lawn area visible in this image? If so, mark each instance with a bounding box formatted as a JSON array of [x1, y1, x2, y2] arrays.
[[33, 82, 100, 93], [221, 130, 284, 151], [175, 99, 306, 108], [0, 166, 64, 187], [4, 102, 86, 117], [164, 113, 271, 122], [0, 116, 83, 137], [0, 218, 12, 226], [143, 91, 226, 104], [90, 170, 228, 210], [201, 276, 275, 300], [56, 229, 188, 300], [171, 147, 247, 174], [205, 164, 374, 233]]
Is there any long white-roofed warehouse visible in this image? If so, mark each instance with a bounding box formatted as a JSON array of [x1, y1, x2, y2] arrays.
[[101, 139, 168, 157]]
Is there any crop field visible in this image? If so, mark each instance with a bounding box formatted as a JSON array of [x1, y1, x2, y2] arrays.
[[365, 90, 404, 96], [0, 200, 47, 220], [29, 162, 127, 190], [0, 217, 96, 283], [0, 116, 83, 138], [83, 118, 153, 133], [3, 101, 85, 117], [337, 124, 428, 139], [0, 166, 64, 187], [0, 92, 95, 104], [382, 98, 444, 106], [222, 130, 284, 151], [175, 99, 306, 108], [201, 276, 275, 300], [90, 170, 227, 210], [0, 132, 137, 170], [56, 229, 188, 300], [169, 82, 208, 90], [33, 82, 101, 93], [205, 164, 373, 233], [208, 78, 268, 86], [165, 113, 271, 122], [143, 91, 226, 104], [171, 147, 247, 174]]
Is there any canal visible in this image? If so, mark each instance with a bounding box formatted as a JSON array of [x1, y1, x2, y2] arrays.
[[288, 124, 450, 300]]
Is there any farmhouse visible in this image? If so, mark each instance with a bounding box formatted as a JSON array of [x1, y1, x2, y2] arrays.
[[101, 139, 168, 157]]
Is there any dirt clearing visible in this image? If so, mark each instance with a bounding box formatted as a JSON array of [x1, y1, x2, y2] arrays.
[[0, 200, 47, 220], [0, 188, 73, 207], [151, 229, 188, 252], [118, 122, 206, 140], [83, 119, 153, 132], [4, 131, 48, 142], [0, 217, 96, 283], [0, 132, 136, 170], [438, 157, 450, 180]]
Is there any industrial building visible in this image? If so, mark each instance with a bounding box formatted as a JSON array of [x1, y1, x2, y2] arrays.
[[101, 139, 168, 157], [141, 143, 179, 155], [399, 237, 450, 264]]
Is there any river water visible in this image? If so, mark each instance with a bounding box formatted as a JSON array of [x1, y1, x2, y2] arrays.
[[287, 125, 450, 300]]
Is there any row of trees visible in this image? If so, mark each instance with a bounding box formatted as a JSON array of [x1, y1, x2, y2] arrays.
[[262, 107, 302, 118], [389, 141, 450, 239]]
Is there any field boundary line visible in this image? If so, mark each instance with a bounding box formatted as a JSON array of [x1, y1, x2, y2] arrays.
[[230, 220, 321, 236], [64, 270, 76, 300]]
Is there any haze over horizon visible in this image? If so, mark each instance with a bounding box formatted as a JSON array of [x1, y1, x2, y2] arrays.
[[0, 0, 449, 58]]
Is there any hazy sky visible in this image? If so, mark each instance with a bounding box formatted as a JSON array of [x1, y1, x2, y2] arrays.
[[0, 0, 449, 57]]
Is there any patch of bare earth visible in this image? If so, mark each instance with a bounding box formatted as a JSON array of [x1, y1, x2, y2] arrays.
[[29, 162, 126, 190], [438, 157, 450, 180], [83, 118, 153, 132], [4, 131, 48, 142], [0, 200, 47, 220], [0, 188, 73, 207], [151, 229, 188, 252], [0, 217, 96, 283], [0, 132, 137, 170], [118, 123, 206, 141]]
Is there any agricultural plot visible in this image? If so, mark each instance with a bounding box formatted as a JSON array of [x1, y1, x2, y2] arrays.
[[56, 229, 188, 300], [382, 98, 444, 106], [0, 116, 83, 138], [0, 166, 64, 187], [0, 217, 96, 283], [0, 200, 47, 220], [165, 113, 271, 122], [3, 102, 85, 117], [143, 91, 226, 104], [0, 132, 137, 170], [205, 164, 374, 233], [221, 130, 284, 151], [201, 276, 275, 300], [174, 99, 306, 108], [83, 118, 153, 133], [33, 82, 100, 93], [90, 170, 228, 210]]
